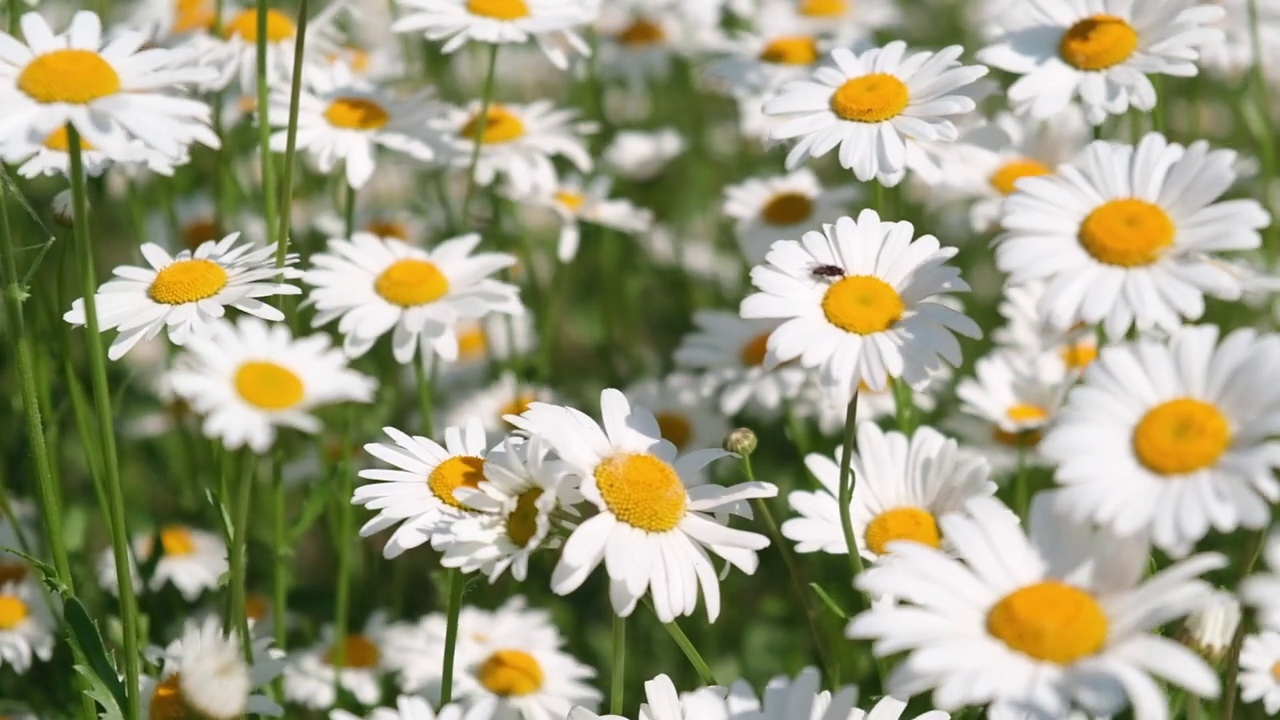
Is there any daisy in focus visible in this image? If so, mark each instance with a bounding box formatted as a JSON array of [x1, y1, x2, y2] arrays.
[[1042, 325, 1280, 555], [763, 42, 988, 184], [167, 316, 376, 452], [514, 174, 654, 262], [848, 495, 1224, 719], [507, 388, 777, 622], [63, 233, 299, 360], [740, 210, 981, 403], [0, 581, 53, 674], [995, 133, 1270, 338], [391, 0, 591, 70], [723, 168, 860, 265], [98, 524, 227, 602], [673, 312, 808, 420], [284, 614, 392, 709]]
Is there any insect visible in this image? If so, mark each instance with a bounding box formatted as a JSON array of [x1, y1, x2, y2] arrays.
[[810, 264, 845, 281]]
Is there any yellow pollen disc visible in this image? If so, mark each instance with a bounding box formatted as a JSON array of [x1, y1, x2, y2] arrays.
[[44, 126, 95, 152], [324, 634, 381, 668], [1060, 340, 1098, 370], [1271, 661, 1280, 682], [245, 593, 269, 621], [0, 563, 27, 587], [375, 258, 450, 307], [467, 0, 530, 20], [160, 526, 197, 556], [460, 105, 526, 144], [618, 18, 665, 45], [655, 412, 693, 451], [987, 581, 1108, 663], [223, 8, 296, 42], [18, 50, 121, 104], [458, 327, 488, 360], [506, 489, 544, 546], [365, 220, 411, 241], [759, 36, 819, 65], [234, 361, 305, 411], [594, 453, 687, 532], [1132, 398, 1231, 476], [822, 275, 905, 335], [181, 219, 221, 250], [1059, 15, 1139, 71], [555, 191, 586, 212], [324, 97, 390, 130], [428, 456, 486, 510], [864, 507, 941, 556], [1078, 198, 1175, 267], [760, 192, 813, 226], [173, 0, 216, 33], [478, 649, 544, 696], [741, 332, 771, 367], [830, 73, 909, 123], [1007, 403, 1049, 424], [147, 258, 229, 305], [993, 426, 1043, 448], [500, 392, 538, 424], [0, 595, 28, 630], [799, 0, 847, 17], [148, 674, 185, 720], [990, 158, 1051, 196]]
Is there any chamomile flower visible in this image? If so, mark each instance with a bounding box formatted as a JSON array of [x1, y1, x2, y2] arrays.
[[763, 42, 988, 184], [789, 0, 901, 44], [602, 127, 686, 181], [391, 0, 590, 70], [953, 349, 1069, 472], [740, 210, 981, 403], [333, 696, 485, 720], [705, 1, 826, 97], [1042, 325, 1280, 556], [782, 423, 993, 561], [269, 62, 439, 189], [723, 168, 860, 265], [752, 667, 860, 720], [853, 695, 948, 720], [284, 614, 393, 710], [1235, 532, 1280, 630], [595, 1, 717, 87], [506, 388, 777, 622], [303, 232, 523, 364], [624, 373, 730, 460], [1178, 589, 1240, 664], [167, 316, 376, 452], [1, 126, 178, 179], [991, 282, 1099, 375], [126, 0, 218, 43], [63, 233, 299, 360], [451, 634, 602, 720], [1199, 0, 1280, 80], [848, 495, 1225, 719], [1239, 632, 1280, 714], [0, 581, 53, 674], [673, 312, 808, 419], [430, 312, 538, 384], [97, 525, 227, 601], [977, 0, 1226, 125], [208, 2, 347, 95], [355, 419, 495, 559], [995, 133, 1270, 338], [569, 673, 734, 720], [515, 175, 654, 262], [0, 11, 218, 160], [444, 371, 557, 434]]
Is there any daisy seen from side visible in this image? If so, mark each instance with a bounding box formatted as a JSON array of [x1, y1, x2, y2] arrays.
[[723, 168, 860, 266]]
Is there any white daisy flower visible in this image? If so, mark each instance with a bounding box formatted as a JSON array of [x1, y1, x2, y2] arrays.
[[303, 231, 523, 364], [853, 695, 949, 720], [207, 2, 346, 95], [788, 0, 901, 44], [514, 174, 654, 262], [1177, 588, 1240, 663], [991, 281, 1100, 375], [125, 0, 218, 43], [782, 423, 994, 561], [977, 0, 1226, 125], [749, 666, 860, 720], [506, 388, 777, 622], [1199, 0, 1280, 80], [848, 495, 1225, 719], [704, 1, 826, 98], [952, 348, 1070, 472], [0, 11, 218, 160], [1042, 325, 1280, 556], [673, 311, 808, 419], [1, 126, 183, 179], [444, 371, 557, 434], [284, 614, 392, 710], [63, 233, 299, 360], [763, 42, 988, 184], [268, 61, 439, 189], [740, 209, 981, 403], [332, 695, 484, 720], [168, 316, 377, 452], [569, 673, 734, 720], [451, 634, 602, 720], [1239, 631, 1280, 714], [595, 1, 718, 87], [602, 127, 686, 181], [624, 373, 730, 461], [0, 581, 53, 674], [391, 0, 590, 70], [996, 133, 1270, 338], [429, 312, 538, 385], [97, 524, 227, 602], [1235, 532, 1280, 630], [723, 168, 860, 266]]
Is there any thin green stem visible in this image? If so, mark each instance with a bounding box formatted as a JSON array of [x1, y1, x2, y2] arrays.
[[459, 44, 501, 225], [274, 0, 310, 250], [255, 0, 280, 256], [69, 126, 141, 720], [8, 0, 19, 35], [610, 613, 626, 714], [890, 377, 917, 434], [439, 568, 465, 704], [228, 450, 255, 659], [414, 359, 436, 440], [659, 615, 716, 686], [1224, 530, 1267, 720], [836, 393, 865, 581]]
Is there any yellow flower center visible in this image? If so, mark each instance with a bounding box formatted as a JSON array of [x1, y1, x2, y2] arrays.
[[740, 332, 771, 367], [506, 489, 544, 546], [864, 506, 941, 556], [799, 0, 847, 17], [760, 192, 813, 226], [555, 191, 586, 212], [181, 219, 221, 250], [44, 126, 95, 152], [1078, 198, 1175, 267], [990, 159, 1052, 196], [467, 0, 530, 20], [617, 18, 665, 46], [234, 361, 305, 411], [223, 8, 296, 42], [830, 73, 909, 123], [1060, 340, 1098, 370], [160, 526, 197, 556], [1007, 403, 1049, 424], [458, 326, 488, 360], [1132, 398, 1231, 476], [323, 97, 390, 130], [1271, 660, 1280, 681], [148, 259, 229, 305], [324, 634, 381, 668], [375, 258, 450, 307], [365, 220, 411, 241], [460, 105, 526, 144], [759, 36, 819, 65], [18, 50, 121, 104], [245, 593, 270, 622], [148, 674, 186, 720], [0, 595, 28, 631], [1059, 15, 1139, 71], [594, 453, 687, 532], [655, 412, 693, 451], [478, 649, 544, 696], [499, 392, 539, 424], [173, 0, 216, 33], [987, 581, 1108, 663], [822, 275, 905, 335], [428, 456, 486, 510]]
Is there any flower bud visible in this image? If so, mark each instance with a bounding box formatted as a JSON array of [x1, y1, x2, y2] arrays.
[[724, 427, 757, 456], [1178, 588, 1240, 665]]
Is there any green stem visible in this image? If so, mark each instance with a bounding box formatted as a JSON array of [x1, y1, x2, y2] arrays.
[[274, 0, 309, 249], [1224, 530, 1267, 720], [890, 377, 916, 434], [659, 615, 716, 686], [439, 567, 465, 704], [7, 0, 19, 35], [69, 126, 142, 720], [836, 393, 865, 581], [610, 613, 625, 714], [459, 44, 501, 225], [228, 450, 255, 659]]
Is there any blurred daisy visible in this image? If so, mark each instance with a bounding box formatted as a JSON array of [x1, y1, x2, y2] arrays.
[[145, 193, 267, 256], [977, 0, 1225, 125], [624, 373, 730, 459], [303, 232, 523, 364], [602, 127, 685, 181], [268, 62, 439, 189], [1043, 325, 1280, 555], [515, 175, 653, 262], [126, 0, 217, 43], [782, 423, 993, 561], [853, 695, 948, 720], [391, 0, 590, 70], [1178, 589, 1240, 664], [952, 349, 1069, 472], [764, 42, 988, 184], [705, 1, 825, 97], [789, 0, 901, 43], [451, 633, 601, 719], [208, 2, 346, 94], [996, 133, 1270, 338], [284, 614, 392, 709], [63, 233, 299, 360], [430, 312, 538, 384], [1199, 0, 1280, 80], [569, 673, 734, 720], [506, 388, 777, 622], [751, 667, 859, 720], [0, 581, 52, 674], [1240, 631, 1280, 714], [1241, 532, 1280, 629], [98, 525, 227, 601], [991, 282, 1099, 375], [0, 11, 218, 160], [0, 501, 36, 587], [595, 1, 717, 87], [2, 126, 182, 179], [168, 316, 376, 452], [723, 168, 859, 265], [740, 209, 981, 403], [333, 695, 481, 720], [849, 495, 1224, 718], [673, 312, 807, 419], [444, 371, 556, 434]]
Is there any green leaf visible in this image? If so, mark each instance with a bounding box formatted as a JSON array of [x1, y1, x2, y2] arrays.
[[65, 597, 129, 712], [74, 664, 124, 720], [289, 474, 336, 543], [808, 582, 850, 620], [2, 548, 67, 596]]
